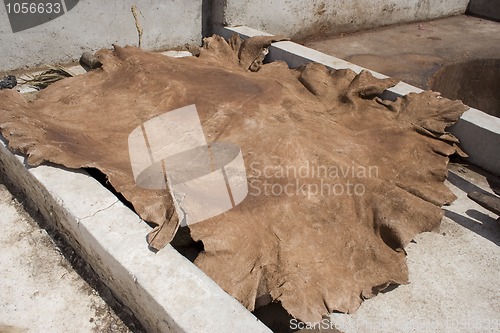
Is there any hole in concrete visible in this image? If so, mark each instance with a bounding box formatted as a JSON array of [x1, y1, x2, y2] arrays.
[[431, 58, 500, 118]]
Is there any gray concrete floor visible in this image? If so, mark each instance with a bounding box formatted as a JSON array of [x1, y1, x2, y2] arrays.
[[0, 180, 138, 333], [302, 15, 500, 90]]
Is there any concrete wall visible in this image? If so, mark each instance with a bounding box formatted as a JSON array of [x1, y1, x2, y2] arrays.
[[0, 0, 472, 72], [0, 0, 202, 71], [467, 0, 500, 21], [221, 0, 470, 39]]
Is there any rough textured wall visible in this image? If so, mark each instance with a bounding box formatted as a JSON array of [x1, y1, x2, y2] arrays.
[[222, 0, 470, 39], [0, 0, 202, 71], [0, 0, 471, 72], [467, 0, 500, 21]]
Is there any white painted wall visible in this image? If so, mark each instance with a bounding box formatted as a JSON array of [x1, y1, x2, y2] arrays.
[[222, 0, 470, 39], [0, 0, 202, 71]]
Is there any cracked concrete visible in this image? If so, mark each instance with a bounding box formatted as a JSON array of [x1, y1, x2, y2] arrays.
[[80, 200, 120, 222]]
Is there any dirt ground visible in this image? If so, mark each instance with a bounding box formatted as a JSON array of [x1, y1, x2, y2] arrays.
[[0, 178, 144, 333]]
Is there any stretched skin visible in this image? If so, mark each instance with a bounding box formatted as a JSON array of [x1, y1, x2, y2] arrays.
[[0, 35, 467, 321]]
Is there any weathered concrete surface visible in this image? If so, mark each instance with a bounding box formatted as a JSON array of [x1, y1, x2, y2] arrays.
[[0, 0, 474, 72], [0, 0, 202, 72], [330, 163, 500, 333], [0, 182, 134, 333], [222, 0, 469, 39], [467, 0, 500, 21]]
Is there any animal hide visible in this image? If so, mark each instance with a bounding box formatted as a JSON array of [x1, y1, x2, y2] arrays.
[[0, 35, 467, 322]]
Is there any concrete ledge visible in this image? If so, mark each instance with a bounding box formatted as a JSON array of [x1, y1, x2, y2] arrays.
[[220, 25, 500, 176], [0, 140, 270, 332], [449, 108, 500, 175]]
